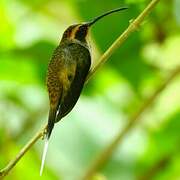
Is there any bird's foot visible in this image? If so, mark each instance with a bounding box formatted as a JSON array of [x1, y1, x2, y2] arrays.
[[41, 127, 47, 140]]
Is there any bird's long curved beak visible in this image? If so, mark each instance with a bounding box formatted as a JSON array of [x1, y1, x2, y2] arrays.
[[86, 7, 128, 27]]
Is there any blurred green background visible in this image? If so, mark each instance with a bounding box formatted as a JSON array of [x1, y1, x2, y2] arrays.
[[0, 0, 180, 179]]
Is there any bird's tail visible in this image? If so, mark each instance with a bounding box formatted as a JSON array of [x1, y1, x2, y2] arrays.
[[40, 108, 57, 176], [40, 138, 49, 176], [47, 108, 57, 139]]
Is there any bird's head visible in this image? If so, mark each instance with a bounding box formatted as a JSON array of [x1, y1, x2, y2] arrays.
[[62, 23, 89, 42]]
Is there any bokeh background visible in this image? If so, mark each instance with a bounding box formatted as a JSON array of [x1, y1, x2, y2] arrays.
[[0, 0, 180, 179]]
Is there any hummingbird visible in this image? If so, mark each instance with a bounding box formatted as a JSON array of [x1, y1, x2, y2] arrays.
[[40, 7, 128, 175]]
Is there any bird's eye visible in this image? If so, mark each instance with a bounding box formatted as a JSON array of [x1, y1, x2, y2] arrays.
[[79, 26, 87, 34], [75, 25, 88, 41]]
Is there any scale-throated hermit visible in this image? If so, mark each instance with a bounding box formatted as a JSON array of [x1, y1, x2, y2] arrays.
[[40, 7, 128, 175]]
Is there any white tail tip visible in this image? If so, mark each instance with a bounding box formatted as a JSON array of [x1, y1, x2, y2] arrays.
[[40, 138, 49, 176]]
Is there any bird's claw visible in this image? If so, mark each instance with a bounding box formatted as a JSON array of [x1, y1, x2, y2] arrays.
[[41, 128, 47, 140]]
